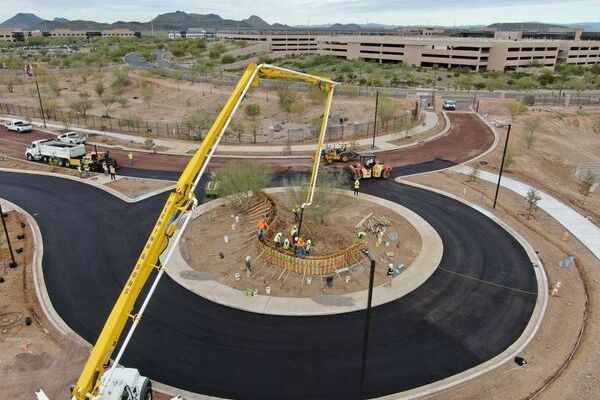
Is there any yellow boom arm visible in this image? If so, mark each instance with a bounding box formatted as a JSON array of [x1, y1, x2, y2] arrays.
[[72, 64, 337, 400]]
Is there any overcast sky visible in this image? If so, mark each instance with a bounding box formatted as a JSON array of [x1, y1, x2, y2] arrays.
[[2, 0, 599, 26]]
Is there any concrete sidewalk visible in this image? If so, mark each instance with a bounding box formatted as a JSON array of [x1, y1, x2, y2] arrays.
[[455, 165, 600, 260], [9, 111, 440, 156]]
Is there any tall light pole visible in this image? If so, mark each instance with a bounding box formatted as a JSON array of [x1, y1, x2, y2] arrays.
[[371, 91, 379, 149], [493, 124, 512, 209], [0, 202, 17, 268], [359, 248, 376, 399]]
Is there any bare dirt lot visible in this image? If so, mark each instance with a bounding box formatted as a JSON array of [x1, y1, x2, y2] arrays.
[[104, 177, 174, 199], [0, 207, 87, 400], [182, 191, 421, 298], [475, 108, 600, 223], [406, 170, 599, 400], [3, 70, 412, 138]]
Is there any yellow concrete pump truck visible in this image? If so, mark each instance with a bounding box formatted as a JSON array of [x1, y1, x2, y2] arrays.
[[35, 64, 337, 400]]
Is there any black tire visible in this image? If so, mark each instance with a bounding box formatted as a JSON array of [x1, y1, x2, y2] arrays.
[[139, 379, 152, 400], [382, 169, 391, 179], [64, 159, 71, 168], [353, 172, 361, 180], [26, 154, 33, 161], [43, 156, 49, 164], [341, 155, 348, 162]]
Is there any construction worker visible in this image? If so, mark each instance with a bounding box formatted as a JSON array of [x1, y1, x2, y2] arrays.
[[282, 238, 290, 250], [274, 232, 283, 249], [245, 255, 252, 272], [128, 152, 134, 165], [296, 237, 305, 256], [290, 225, 298, 238], [84, 162, 91, 178], [354, 179, 360, 196], [293, 204, 301, 222], [304, 239, 312, 255], [257, 219, 268, 240], [357, 231, 367, 239], [387, 263, 395, 276]]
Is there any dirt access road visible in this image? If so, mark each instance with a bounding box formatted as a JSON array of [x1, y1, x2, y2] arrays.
[[0, 113, 494, 176]]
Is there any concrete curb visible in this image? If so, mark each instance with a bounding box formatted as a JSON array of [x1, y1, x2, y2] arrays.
[[162, 187, 443, 316], [0, 198, 89, 347], [386, 178, 549, 400], [0, 166, 174, 203]]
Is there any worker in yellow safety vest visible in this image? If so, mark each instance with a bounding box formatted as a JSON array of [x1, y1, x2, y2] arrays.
[[304, 239, 312, 255], [354, 179, 360, 196], [274, 232, 283, 249], [293, 204, 301, 222], [282, 238, 290, 250], [291, 225, 298, 238], [357, 231, 366, 239]]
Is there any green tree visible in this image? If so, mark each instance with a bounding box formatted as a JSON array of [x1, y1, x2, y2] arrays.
[[289, 100, 306, 115], [100, 94, 118, 117], [457, 74, 474, 91], [141, 84, 154, 108], [515, 76, 537, 90], [69, 98, 93, 118], [377, 95, 398, 130], [221, 54, 235, 64], [94, 81, 105, 97], [486, 76, 506, 91], [525, 188, 542, 219], [284, 171, 345, 224], [182, 112, 213, 139], [244, 103, 261, 120], [276, 83, 297, 112], [524, 116, 541, 149], [213, 162, 273, 210], [47, 78, 62, 97], [579, 171, 596, 204]]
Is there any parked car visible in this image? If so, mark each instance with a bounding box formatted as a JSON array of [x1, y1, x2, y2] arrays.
[[56, 131, 87, 144], [5, 120, 32, 133], [442, 100, 456, 111]]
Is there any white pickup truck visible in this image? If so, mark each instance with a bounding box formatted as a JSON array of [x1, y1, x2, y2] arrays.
[[56, 131, 87, 144], [26, 139, 86, 166], [4, 119, 32, 133]]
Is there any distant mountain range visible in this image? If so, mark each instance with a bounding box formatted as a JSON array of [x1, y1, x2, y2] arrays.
[[1, 12, 599, 33]]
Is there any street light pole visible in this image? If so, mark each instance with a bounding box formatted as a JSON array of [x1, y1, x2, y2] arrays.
[[493, 124, 511, 209], [359, 248, 376, 399], [0, 202, 17, 268], [371, 91, 379, 149], [35, 79, 47, 128]]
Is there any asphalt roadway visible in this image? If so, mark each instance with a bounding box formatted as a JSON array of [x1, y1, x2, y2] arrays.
[[0, 171, 537, 400]]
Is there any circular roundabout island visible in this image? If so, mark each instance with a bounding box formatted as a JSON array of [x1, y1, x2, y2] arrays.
[[168, 187, 443, 315]]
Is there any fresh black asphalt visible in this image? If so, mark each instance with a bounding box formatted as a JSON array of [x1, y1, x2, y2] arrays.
[[0, 171, 537, 399]]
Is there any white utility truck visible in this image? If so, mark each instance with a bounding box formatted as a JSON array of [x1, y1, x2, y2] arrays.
[[26, 139, 86, 166], [56, 131, 87, 144], [5, 119, 32, 133]]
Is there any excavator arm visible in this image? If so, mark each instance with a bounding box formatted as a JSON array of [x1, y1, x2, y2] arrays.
[[70, 64, 337, 400]]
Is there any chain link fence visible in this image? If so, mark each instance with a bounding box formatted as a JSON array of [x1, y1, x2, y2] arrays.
[[0, 101, 419, 145]]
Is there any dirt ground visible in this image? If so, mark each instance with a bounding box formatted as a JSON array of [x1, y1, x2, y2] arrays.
[[0, 155, 81, 177], [104, 177, 174, 199], [182, 191, 421, 298], [406, 171, 599, 400], [4, 70, 410, 137], [475, 108, 600, 223], [0, 208, 88, 400]]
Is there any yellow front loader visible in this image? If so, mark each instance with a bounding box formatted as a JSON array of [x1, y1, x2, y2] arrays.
[[36, 63, 337, 400]]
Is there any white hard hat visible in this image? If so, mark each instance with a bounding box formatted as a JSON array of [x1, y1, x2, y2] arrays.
[[307, 239, 312, 243]]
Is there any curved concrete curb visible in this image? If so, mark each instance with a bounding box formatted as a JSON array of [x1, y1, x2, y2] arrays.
[[387, 178, 549, 400], [162, 187, 443, 316], [0, 166, 174, 203], [0, 198, 89, 347]]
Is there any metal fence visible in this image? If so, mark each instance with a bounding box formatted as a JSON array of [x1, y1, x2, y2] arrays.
[[0, 101, 418, 145]]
